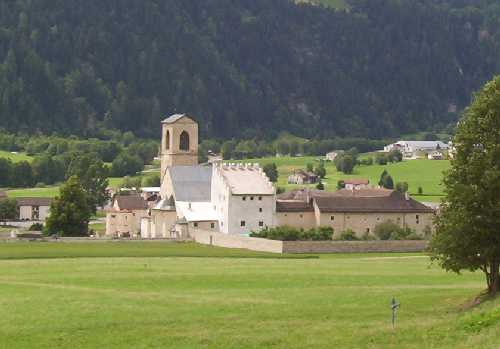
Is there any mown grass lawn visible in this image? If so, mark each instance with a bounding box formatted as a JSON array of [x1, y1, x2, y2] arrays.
[[0, 242, 498, 349], [238, 156, 450, 202]]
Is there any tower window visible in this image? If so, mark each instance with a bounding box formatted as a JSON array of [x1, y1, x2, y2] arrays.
[[166, 130, 170, 150], [180, 131, 190, 151], [259, 208, 263, 212]]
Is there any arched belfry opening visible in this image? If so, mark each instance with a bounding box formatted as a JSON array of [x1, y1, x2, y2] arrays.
[[166, 130, 170, 150], [180, 131, 190, 151]]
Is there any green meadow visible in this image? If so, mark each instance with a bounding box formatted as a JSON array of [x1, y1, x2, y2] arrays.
[[238, 156, 450, 202], [6, 186, 60, 198], [0, 242, 498, 349], [0, 150, 33, 163]]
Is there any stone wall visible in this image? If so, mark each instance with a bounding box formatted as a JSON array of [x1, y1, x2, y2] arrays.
[[282, 240, 428, 254], [191, 229, 427, 254], [191, 229, 283, 253]]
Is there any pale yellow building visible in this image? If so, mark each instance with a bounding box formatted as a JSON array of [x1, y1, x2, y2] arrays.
[[276, 188, 434, 238], [106, 195, 149, 237]]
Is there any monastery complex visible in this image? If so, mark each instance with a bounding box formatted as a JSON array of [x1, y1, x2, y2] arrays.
[[106, 115, 435, 239]]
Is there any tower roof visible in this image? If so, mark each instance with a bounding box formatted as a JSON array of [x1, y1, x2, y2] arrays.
[[162, 114, 196, 124]]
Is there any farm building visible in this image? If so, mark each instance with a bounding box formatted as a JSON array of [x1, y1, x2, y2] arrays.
[[384, 141, 448, 158], [16, 198, 52, 221], [343, 178, 370, 190], [287, 170, 319, 185]]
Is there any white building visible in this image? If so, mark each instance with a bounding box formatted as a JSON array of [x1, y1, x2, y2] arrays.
[[211, 163, 275, 235], [16, 198, 52, 221], [343, 179, 370, 190], [384, 141, 448, 158]]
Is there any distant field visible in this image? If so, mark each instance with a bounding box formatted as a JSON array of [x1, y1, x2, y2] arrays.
[[6, 186, 60, 198], [0, 150, 33, 163], [237, 156, 450, 202], [0, 242, 498, 349]]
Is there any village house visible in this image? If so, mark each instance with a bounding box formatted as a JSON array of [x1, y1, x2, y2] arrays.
[[343, 178, 370, 190], [105, 194, 149, 237], [276, 188, 434, 238], [16, 198, 52, 221], [326, 151, 341, 162], [287, 170, 319, 185]]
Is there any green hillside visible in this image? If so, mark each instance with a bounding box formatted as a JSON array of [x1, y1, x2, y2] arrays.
[[1, 0, 499, 139]]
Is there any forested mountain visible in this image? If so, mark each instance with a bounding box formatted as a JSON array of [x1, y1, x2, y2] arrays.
[[0, 0, 499, 139]]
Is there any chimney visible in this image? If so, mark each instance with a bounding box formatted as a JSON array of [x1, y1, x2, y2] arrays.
[[405, 192, 410, 201]]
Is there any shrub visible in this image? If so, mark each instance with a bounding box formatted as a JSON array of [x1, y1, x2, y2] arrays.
[[418, 186, 423, 195], [29, 223, 44, 231], [406, 232, 423, 240], [375, 153, 388, 165], [251, 226, 333, 241], [337, 229, 359, 241], [374, 220, 401, 240]]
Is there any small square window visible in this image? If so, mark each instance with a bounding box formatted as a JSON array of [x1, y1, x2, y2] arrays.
[[330, 216, 334, 221], [259, 221, 264, 227], [194, 222, 198, 228], [258, 196, 262, 201], [242, 197, 246, 201], [259, 208, 263, 212], [211, 223, 215, 229], [241, 221, 246, 227], [250, 196, 254, 201]]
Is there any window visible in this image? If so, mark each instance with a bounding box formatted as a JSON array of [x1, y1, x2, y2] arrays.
[[250, 196, 254, 201], [259, 208, 263, 212], [242, 196, 246, 201], [258, 196, 262, 201], [416, 215, 420, 224], [300, 214, 303, 218], [211, 223, 215, 229], [366, 228, 370, 233], [259, 221, 264, 227], [330, 216, 334, 221], [194, 222, 198, 228], [165, 130, 170, 150], [179, 131, 190, 151], [240, 221, 246, 227]]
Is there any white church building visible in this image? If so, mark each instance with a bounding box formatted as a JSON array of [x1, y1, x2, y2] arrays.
[[137, 114, 276, 239]]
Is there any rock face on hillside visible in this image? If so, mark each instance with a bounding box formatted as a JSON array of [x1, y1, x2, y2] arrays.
[[0, 0, 498, 138]]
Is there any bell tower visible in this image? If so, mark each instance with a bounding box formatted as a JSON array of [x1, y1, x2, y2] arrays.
[[160, 114, 199, 180]]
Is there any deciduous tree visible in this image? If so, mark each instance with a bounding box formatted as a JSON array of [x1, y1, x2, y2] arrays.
[[430, 76, 500, 296]]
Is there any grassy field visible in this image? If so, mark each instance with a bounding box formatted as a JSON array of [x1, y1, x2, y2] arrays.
[[0, 242, 498, 348], [0, 150, 33, 163], [238, 156, 450, 202], [6, 185, 60, 198]]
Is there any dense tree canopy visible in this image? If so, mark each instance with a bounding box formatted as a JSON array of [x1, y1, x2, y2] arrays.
[[0, 0, 499, 139]]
